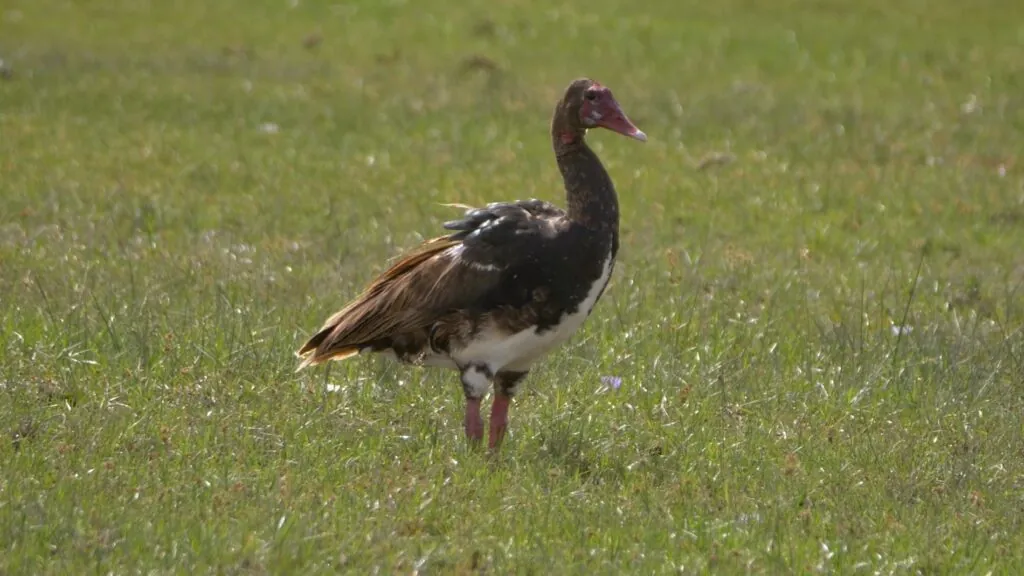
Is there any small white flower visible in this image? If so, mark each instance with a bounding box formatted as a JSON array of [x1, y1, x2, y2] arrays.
[[890, 325, 914, 336]]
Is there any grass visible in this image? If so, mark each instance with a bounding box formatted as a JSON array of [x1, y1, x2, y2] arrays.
[[2, 0, 1023, 572]]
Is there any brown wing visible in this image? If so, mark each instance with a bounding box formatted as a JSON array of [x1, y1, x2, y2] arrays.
[[295, 199, 566, 369]]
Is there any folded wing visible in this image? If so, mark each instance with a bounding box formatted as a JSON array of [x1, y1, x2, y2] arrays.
[[295, 199, 566, 368]]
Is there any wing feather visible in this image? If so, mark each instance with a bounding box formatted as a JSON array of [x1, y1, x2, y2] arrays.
[[296, 199, 567, 368]]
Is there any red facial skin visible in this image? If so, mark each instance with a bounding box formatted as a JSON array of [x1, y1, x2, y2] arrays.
[[578, 84, 647, 142]]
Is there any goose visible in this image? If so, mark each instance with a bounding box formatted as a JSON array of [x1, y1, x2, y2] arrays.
[[296, 78, 646, 450]]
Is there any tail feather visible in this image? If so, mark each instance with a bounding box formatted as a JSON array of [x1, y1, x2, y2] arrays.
[[295, 324, 335, 358], [295, 234, 462, 372], [295, 344, 360, 372], [295, 321, 364, 371]]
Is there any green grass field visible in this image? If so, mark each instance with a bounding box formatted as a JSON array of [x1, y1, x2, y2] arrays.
[[2, 0, 1023, 572]]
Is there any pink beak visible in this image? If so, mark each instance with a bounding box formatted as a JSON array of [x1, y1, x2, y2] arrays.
[[596, 99, 647, 142]]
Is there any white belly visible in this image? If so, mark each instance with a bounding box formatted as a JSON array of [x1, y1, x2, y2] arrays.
[[453, 252, 614, 374]]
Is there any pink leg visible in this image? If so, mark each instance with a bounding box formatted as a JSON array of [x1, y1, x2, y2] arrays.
[[488, 393, 512, 450], [464, 397, 483, 444]]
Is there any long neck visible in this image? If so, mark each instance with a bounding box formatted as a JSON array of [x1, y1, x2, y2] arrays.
[[553, 133, 620, 233]]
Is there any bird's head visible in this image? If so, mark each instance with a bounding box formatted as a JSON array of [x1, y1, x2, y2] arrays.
[[556, 78, 647, 145]]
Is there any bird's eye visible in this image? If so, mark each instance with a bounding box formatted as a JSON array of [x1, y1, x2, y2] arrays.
[[585, 90, 598, 101]]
